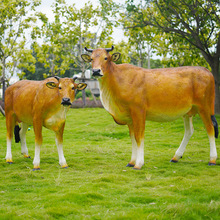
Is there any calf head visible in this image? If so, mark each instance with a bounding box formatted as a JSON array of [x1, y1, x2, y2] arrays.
[[81, 46, 121, 78], [46, 77, 87, 106]]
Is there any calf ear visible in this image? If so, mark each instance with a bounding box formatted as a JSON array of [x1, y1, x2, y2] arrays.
[[46, 82, 58, 89], [77, 83, 87, 91], [81, 54, 91, 62], [111, 53, 121, 62]]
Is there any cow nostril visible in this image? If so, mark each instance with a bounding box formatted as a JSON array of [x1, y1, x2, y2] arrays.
[[61, 98, 71, 106], [62, 98, 70, 102], [92, 69, 100, 74]]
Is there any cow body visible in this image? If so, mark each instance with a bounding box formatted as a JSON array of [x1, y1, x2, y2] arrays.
[[82, 47, 218, 169], [5, 77, 86, 170]]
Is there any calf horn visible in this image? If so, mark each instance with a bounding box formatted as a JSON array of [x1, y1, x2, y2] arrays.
[[73, 76, 78, 81], [54, 76, 60, 81], [85, 47, 93, 53], [106, 46, 114, 52]]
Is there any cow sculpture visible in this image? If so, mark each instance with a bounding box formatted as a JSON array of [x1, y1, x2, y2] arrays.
[[81, 46, 218, 169], [5, 76, 87, 170]]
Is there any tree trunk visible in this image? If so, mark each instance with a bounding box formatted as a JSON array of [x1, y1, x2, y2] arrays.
[[211, 57, 220, 114], [0, 104, 5, 117], [2, 57, 6, 102], [2, 79, 5, 102], [82, 78, 86, 107]]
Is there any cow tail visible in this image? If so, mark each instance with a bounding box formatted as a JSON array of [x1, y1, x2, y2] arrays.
[[211, 115, 219, 139], [14, 125, 21, 143]]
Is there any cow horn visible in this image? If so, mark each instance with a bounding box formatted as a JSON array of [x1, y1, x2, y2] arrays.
[[73, 76, 78, 81], [54, 76, 60, 81], [85, 47, 93, 53], [106, 46, 114, 52]]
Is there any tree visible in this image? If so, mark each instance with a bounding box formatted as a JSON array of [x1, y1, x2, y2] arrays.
[[123, 0, 220, 112], [0, 0, 42, 101], [31, 0, 115, 105]]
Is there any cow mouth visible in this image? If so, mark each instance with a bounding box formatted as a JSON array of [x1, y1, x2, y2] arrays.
[[92, 69, 103, 78], [92, 72, 103, 78], [61, 101, 72, 106]]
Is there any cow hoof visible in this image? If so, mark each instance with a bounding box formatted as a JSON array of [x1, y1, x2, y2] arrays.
[[170, 159, 178, 163], [61, 165, 68, 169], [133, 167, 141, 170], [24, 155, 31, 159], [208, 162, 216, 166], [126, 163, 135, 167], [33, 168, 40, 171]]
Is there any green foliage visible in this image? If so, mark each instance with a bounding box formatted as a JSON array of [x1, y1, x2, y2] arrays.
[[0, 108, 220, 219], [75, 89, 92, 100], [29, 0, 115, 79], [0, 0, 41, 79], [122, 0, 220, 69]]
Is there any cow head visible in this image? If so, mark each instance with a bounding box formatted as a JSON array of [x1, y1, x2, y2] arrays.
[[81, 46, 121, 78], [46, 77, 87, 106]]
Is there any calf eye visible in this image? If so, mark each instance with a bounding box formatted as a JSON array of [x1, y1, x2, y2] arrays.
[[59, 87, 62, 90], [72, 87, 75, 90], [104, 57, 107, 60]]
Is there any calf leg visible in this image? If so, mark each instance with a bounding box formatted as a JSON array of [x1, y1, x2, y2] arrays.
[[171, 115, 194, 162], [6, 113, 15, 164], [33, 121, 43, 170], [55, 124, 68, 168], [20, 122, 30, 158]]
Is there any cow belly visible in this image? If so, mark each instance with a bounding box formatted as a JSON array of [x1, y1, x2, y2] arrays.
[[146, 106, 192, 122]]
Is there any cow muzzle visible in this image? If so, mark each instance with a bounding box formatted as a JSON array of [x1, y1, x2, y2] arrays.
[[61, 98, 72, 106], [92, 69, 103, 77]]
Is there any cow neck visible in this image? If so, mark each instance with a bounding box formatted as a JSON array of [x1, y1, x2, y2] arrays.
[[98, 62, 120, 103]]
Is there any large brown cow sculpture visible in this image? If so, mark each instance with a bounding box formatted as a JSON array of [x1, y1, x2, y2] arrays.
[[5, 76, 87, 170], [81, 46, 218, 170]]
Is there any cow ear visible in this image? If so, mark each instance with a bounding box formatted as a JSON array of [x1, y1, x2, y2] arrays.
[[46, 82, 58, 89], [77, 83, 87, 91], [111, 53, 121, 62], [81, 54, 91, 63]]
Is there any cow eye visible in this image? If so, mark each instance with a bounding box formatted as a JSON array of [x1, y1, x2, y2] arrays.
[[72, 87, 75, 90], [59, 87, 62, 90], [104, 57, 107, 60], [90, 58, 93, 61]]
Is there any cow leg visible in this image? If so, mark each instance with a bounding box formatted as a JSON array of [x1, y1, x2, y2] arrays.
[[55, 124, 68, 168], [171, 115, 194, 162], [33, 121, 42, 170], [199, 111, 217, 165], [129, 109, 146, 170], [126, 124, 137, 167], [5, 113, 15, 164], [20, 122, 30, 158]]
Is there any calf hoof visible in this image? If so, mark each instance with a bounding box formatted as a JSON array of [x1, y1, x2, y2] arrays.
[[6, 159, 13, 164], [33, 167, 40, 171], [126, 163, 135, 167], [23, 154, 31, 159], [170, 159, 178, 163], [61, 165, 68, 169], [208, 162, 216, 166]]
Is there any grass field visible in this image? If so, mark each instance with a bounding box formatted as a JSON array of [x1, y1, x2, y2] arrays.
[[0, 108, 219, 219]]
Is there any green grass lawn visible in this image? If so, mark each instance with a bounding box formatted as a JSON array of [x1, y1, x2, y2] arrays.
[[0, 108, 219, 219]]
